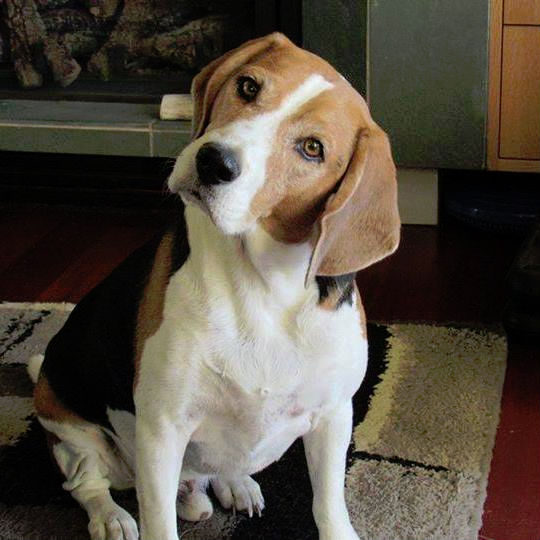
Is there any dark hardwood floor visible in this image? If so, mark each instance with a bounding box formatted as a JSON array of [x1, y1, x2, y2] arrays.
[[0, 200, 538, 540]]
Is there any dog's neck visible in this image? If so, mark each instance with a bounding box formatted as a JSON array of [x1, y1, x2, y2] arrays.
[[184, 204, 315, 304]]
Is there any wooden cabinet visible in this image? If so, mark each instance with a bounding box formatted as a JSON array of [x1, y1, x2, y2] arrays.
[[488, 0, 540, 171]]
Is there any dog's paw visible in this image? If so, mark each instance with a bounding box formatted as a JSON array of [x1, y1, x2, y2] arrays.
[[177, 479, 214, 522], [88, 504, 139, 540], [211, 475, 265, 518]]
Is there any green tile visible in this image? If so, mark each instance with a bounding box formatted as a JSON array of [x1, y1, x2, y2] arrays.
[[0, 99, 159, 156], [151, 123, 191, 158], [0, 100, 158, 127], [0, 100, 197, 157], [0, 125, 150, 156]]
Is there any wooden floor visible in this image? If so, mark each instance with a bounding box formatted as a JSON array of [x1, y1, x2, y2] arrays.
[[1, 202, 539, 540]]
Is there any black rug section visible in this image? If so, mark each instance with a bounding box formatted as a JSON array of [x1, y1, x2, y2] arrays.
[[0, 418, 68, 507]]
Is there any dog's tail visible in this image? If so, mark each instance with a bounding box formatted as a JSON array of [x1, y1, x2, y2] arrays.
[[27, 354, 44, 384]]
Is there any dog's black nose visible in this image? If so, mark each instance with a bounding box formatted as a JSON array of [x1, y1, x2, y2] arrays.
[[196, 143, 241, 186]]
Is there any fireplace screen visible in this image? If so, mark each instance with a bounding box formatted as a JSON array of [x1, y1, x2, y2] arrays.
[[0, 0, 289, 102]]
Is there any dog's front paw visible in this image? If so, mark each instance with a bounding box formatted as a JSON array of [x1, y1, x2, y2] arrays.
[[211, 475, 265, 518], [88, 504, 139, 540]]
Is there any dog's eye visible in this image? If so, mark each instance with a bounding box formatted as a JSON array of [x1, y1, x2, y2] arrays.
[[299, 138, 324, 162], [237, 76, 260, 102]]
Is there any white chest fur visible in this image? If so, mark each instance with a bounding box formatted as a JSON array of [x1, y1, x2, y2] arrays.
[[133, 206, 367, 476]]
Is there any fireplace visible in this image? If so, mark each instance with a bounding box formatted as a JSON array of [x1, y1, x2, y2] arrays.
[[0, 0, 301, 103], [0, 1, 364, 159]]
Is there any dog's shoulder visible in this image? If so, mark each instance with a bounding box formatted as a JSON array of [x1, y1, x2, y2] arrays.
[[40, 202, 190, 429]]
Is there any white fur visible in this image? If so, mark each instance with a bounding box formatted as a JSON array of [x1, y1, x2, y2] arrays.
[[133, 205, 366, 540], [168, 74, 334, 235], [35, 204, 365, 540]]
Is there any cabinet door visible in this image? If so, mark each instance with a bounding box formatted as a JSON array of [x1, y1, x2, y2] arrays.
[[504, 0, 540, 24], [499, 26, 540, 160], [488, 0, 540, 171]]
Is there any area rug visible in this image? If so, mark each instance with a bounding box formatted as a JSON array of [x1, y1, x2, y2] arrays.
[[0, 302, 507, 540]]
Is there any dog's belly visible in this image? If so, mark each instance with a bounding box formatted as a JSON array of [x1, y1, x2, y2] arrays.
[[186, 403, 314, 476], [107, 400, 313, 478]]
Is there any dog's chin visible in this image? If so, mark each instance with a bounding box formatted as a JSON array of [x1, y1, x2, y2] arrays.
[[179, 190, 252, 237], [208, 208, 252, 237], [179, 187, 203, 205], [179, 189, 207, 213]]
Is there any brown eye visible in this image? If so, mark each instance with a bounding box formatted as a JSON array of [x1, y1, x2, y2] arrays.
[[300, 138, 324, 161], [237, 76, 260, 102]]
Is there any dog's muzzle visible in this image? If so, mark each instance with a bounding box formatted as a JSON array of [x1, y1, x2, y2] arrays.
[[196, 143, 241, 186]]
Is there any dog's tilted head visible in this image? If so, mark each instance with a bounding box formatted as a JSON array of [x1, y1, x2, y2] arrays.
[[168, 32, 400, 279]]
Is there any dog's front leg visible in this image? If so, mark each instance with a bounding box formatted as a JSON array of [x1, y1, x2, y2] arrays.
[[303, 400, 359, 540], [135, 416, 194, 540]]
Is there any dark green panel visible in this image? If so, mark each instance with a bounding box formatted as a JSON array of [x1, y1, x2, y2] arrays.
[[369, 0, 489, 169], [302, 0, 367, 96]]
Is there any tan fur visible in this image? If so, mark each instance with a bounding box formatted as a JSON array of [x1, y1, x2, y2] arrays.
[[34, 374, 85, 423], [202, 40, 361, 245], [133, 232, 174, 390], [191, 33, 292, 139], [190, 32, 400, 273], [197, 42, 329, 144], [307, 127, 400, 281], [252, 93, 358, 243]]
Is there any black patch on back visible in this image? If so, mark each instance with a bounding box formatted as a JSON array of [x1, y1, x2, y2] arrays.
[[315, 272, 356, 308], [41, 201, 190, 430]]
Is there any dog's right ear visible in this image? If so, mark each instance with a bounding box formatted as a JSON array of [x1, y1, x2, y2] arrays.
[[191, 32, 290, 140]]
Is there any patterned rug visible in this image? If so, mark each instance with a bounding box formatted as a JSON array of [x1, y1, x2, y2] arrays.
[[0, 302, 507, 540]]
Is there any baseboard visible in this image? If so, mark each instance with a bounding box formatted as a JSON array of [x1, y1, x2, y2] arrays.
[[397, 168, 439, 225]]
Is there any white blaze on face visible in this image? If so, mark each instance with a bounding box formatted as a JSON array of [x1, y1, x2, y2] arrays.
[[168, 74, 334, 235]]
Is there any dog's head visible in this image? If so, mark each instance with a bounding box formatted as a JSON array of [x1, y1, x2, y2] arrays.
[[168, 32, 400, 279]]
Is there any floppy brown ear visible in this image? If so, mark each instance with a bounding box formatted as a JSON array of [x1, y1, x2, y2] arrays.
[[306, 127, 401, 283], [191, 32, 290, 140]]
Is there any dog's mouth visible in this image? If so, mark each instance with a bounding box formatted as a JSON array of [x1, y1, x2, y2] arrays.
[[179, 187, 216, 219], [179, 187, 203, 205]]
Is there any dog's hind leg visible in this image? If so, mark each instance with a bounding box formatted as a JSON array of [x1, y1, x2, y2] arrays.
[[39, 416, 138, 540], [33, 372, 137, 540], [177, 470, 213, 522]]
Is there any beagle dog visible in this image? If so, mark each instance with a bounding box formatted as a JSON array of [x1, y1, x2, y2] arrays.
[[28, 33, 400, 540]]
